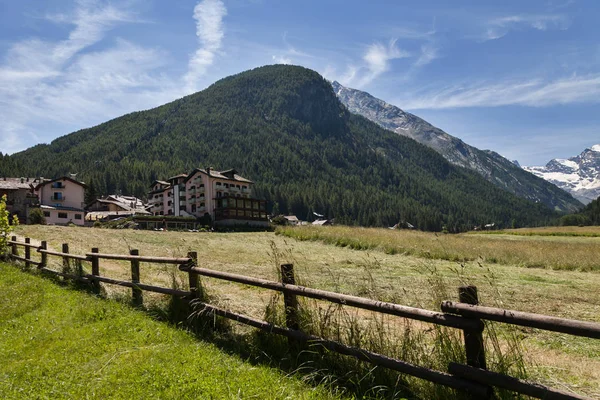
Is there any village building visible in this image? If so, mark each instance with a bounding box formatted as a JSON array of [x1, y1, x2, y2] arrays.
[[0, 177, 41, 223], [147, 168, 268, 227], [34, 176, 87, 226], [86, 195, 150, 221]]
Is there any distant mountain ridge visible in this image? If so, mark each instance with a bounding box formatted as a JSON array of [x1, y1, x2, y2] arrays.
[[331, 81, 583, 213], [0, 65, 561, 230], [524, 145, 600, 204]]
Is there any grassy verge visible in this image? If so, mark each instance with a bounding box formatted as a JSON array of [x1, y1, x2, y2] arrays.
[[0, 262, 343, 400], [276, 225, 600, 271], [468, 226, 600, 237]]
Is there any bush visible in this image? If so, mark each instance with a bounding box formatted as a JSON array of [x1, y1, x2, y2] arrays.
[[28, 208, 46, 225], [0, 195, 19, 257]]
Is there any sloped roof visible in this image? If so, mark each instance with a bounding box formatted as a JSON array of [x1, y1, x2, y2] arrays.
[[184, 168, 253, 184], [0, 177, 39, 190], [35, 176, 87, 190]]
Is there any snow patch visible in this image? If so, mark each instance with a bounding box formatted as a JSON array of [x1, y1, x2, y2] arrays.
[[592, 144, 600, 152]]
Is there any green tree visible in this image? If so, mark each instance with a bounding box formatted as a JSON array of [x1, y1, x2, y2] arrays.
[[28, 208, 47, 225], [0, 195, 19, 257]]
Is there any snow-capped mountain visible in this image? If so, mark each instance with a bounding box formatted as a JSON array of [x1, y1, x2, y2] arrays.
[[331, 81, 583, 212], [524, 146, 600, 204]]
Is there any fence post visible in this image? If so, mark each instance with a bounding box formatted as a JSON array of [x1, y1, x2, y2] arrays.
[[187, 251, 200, 300], [130, 249, 143, 307], [40, 241, 47, 268], [458, 286, 487, 370], [11, 236, 17, 258], [62, 243, 69, 276], [280, 263, 300, 331], [24, 238, 31, 269], [91, 247, 100, 294]]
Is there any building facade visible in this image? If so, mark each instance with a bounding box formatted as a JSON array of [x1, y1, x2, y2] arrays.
[[0, 177, 41, 223], [35, 176, 87, 226], [148, 168, 268, 226]]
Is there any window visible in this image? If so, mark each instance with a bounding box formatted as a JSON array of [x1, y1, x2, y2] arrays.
[[200, 202, 205, 208], [216, 182, 222, 186], [52, 192, 63, 200], [74, 214, 82, 220], [217, 192, 222, 198], [191, 204, 197, 213], [43, 211, 50, 217], [58, 212, 68, 219]]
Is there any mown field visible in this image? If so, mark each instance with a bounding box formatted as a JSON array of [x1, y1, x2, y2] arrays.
[[0, 262, 343, 400], [11, 224, 600, 398]]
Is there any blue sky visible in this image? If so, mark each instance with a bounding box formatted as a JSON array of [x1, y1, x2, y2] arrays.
[[0, 0, 598, 165]]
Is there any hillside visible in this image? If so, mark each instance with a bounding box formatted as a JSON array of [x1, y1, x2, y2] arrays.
[[331, 81, 583, 213], [0, 65, 559, 230]]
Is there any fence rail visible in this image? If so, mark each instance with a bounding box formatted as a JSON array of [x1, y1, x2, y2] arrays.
[[6, 236, 597, 400]]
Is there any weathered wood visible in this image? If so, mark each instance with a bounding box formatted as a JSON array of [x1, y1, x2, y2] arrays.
[[130, 249, 142, 307], [441, 301, 600, 339], [84, 252, 190, 264], [281, 263, 300, 331], [458, 286, 487, 370], [8, 239, 40, 248], [90, 248, 100, 294], [187, 252, 200, 300], [24, 238, 31, 268], [191, 300, 490, 398], [448, 363, 591, 400], [40, 267, 91, 283], [10, 236, 18, 257], [86, 274, 190, 297], [10, 255, 41, 266], [39, 241, 47, 268], [37, 248, 90, 261], [62, 243, 70, 276], [180, 265, 480, 331]]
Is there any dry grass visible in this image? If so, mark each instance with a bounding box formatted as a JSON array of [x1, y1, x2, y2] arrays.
[[13, 225, 600, 398], [277, 225, 600, 271]]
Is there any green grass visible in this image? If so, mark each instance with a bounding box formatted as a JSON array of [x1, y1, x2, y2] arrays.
[[0, 262, 343, 400]]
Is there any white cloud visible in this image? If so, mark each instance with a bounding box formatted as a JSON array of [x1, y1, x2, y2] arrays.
[[413, 43, 439, 68], [400, 74, 600, 109], [272, 55, 292, 65], [360, 39, 410, 85], [183, 0, 227, 93], [483, 14, 570, 41]]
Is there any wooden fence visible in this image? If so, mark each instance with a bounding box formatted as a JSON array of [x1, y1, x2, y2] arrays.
[[7, 236, 599, 400]]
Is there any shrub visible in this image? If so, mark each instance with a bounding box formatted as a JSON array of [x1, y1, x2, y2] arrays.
[[0, 195, 19, 257], [28, 208, 46, 225]]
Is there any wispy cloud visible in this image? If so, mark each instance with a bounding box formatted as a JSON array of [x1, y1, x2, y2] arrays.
[[483, 14, 570, 41], [413, 43, 439, 67], [401, 74, 600, 109], [272, 55, 292, 65], [184, 0, 227, 93]]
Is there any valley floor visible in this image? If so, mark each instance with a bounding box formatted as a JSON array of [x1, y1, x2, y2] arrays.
[[11, 225, 600, 398]]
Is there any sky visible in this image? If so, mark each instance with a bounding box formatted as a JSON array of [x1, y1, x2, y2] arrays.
[[0, 0, 598, 166]]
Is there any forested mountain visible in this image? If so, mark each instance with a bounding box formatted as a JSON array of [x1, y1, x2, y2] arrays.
[[331, 81, 583, 213], [0, 65, 560, 230], [560, 195, 600, 226]]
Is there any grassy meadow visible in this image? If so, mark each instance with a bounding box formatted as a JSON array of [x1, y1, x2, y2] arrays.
[[0, 262, 343, 400], [9, 224, 600, 398]]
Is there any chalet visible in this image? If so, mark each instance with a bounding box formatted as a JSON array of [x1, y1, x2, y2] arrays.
[[148, 168, 268, 227], [86, 195, 150, 221], [35, 176, 87, 226], [0, 177, 41, 222]]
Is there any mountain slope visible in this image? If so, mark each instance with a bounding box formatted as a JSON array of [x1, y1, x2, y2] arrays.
[[0, 65, 559, 230], [524, 145, 600, 204], [331, 81, 582, 213]]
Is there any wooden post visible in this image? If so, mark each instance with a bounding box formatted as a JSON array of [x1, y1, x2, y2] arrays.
[[40, 241, 47, 268], [280, 263, 300, 331], [62, 243, 69, 275], [11, 236, 17, 258], [459, 286, 487, 370], [91, 247, 100, 294], [24, 238, 31, 268], [130, 249, 143, 307], [187, 251, 200, 300]]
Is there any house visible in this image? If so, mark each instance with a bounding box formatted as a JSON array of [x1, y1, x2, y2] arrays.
[[312, 219, 333, 226], [147, 167, 268, 227], [35, 176, 87, 226], [86, 195, 150, 221], [0, 177, 41, 222], [283, 215, 300, 225]]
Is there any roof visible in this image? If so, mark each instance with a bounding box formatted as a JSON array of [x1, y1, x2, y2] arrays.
[[312, 219, 331, 226], [284, 215, 299, 222], [149, 180, 169, 187], [40, 204, 85, 212], [0, 177, 40, 190], [167, 174, 188, 181], [184, 168, 253, 184], [88, 195, 147, 212], [35, 176, 87, 190]]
